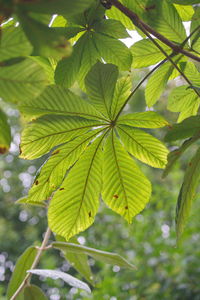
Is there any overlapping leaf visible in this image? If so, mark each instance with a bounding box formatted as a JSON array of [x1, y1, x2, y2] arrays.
[[130, 39, 171, 68], [118, 112, 169, 128], [55, 5, 132, 88], [0, 26, 32, 61], [0, 58, 48, 103]]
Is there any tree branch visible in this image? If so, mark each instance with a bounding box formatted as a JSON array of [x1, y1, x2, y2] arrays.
[[10, 227, 52, 300], [110, 0, 200, 63]]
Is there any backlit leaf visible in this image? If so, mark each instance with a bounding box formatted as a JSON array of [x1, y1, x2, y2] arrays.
[[24, 285, 47, 300], [118, 112, 169, 128], [0, 109, 11, 154], [118, 125, 168, 168], [48, 134, 105, 240], [102, 131, 151, 223]]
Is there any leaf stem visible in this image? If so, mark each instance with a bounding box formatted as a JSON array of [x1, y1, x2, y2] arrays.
[[110, 0, 200, 63], [10, 227, 51, 300]]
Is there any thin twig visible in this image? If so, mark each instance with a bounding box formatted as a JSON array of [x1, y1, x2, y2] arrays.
[[110, 0, 200, 63], [10, 227, 51, 300]]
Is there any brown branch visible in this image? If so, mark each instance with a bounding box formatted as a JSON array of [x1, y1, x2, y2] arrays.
[[110, 0, 200, 63]]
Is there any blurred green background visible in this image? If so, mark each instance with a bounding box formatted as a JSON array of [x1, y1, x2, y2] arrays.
[[0, 71, 200, 300]]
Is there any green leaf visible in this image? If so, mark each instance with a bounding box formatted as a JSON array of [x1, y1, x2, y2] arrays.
[[176, 147, 200, 240], [171, 0, 200, 5], [55, 32, 99, 88], [56, 236, 94, 285], [111, 75, 132, 119], [93, 32, 132, 71], [102, 131, 151, 223], [117, 125, 168, 168], [130, 39, 171, 68], [118, 112, 169, 128], [22, 130, 103, 203], [134, 0, 187, 43], [7, 246, 37, 299], [0, 26, 32, 61], [48, 134, 105, 240], [53, 241, 136, 270], [93, 19, 130, 39], [20, 116, 104, 159], [163, 134, 200, 178], [17, 13, 72, 59], [106, 5, 135, 30], [17, 0, 95, 16], [24, 285, 47, 300], [0, 109, 11, 154], [0, 58, 48, 103], [190, 7, 200, 52], [19, 85, 105, 121], [85, 62, 118, 118], [165, 116, 200, 141], [16, 197, 46, 207], [167, 85, 200, 122], [181, 62, 200, 87], [145, 61, 174, 107], [174, 4, 194, 21], [27, 269, 91, 293]]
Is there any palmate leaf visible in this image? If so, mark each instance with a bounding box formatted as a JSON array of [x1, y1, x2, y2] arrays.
[[53, 242, 136, 269], [102, 131, 151, 223], [174, 4, 194, 22], [0, 58, 48, 103], [176, 147, 200, 240], [22, 130, 104, 203], [93, 19, 130, 39], [85, 62, 118, 118], [7, 246, 37, 300], [130, 39, 171, 68], [0, 109, 11, 154], [55, 11, 132, 88], [190, 7, 200, 53], [19, 85, 105, 121], [0, 26, 32, 61], [165, 115, 200, 141], [117, 125, 168, 168], [118, 112, 169, 128], [20, 116, 104, 159], [48, 134, 105, 240], [28, 269, 91, 293]]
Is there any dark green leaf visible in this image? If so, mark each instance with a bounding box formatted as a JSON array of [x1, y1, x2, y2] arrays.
[[24, 285, 47, 300], [0, 109, 11, 154], [52, 241, 136, 269], [17, 0, 95, 16], [176, 147, 200, 240], [7, 247, 37, 299], [165, 116, 200, 141]]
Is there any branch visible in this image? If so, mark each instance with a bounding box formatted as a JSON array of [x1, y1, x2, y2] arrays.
[[110, 0, 200, 63], [10, 227, 52, 300]]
